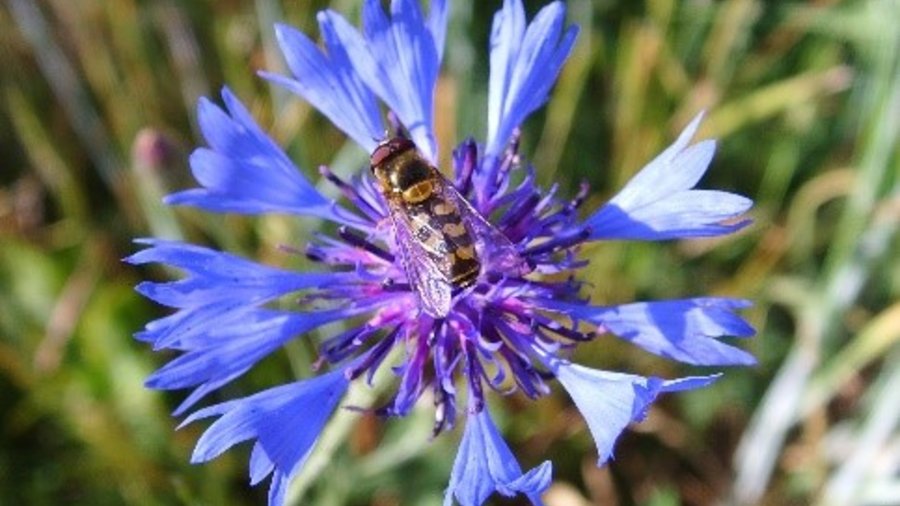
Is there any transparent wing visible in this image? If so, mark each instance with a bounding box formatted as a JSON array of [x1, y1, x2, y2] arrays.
[[386, 198, 453, 318], [441, 181, 531, 276]]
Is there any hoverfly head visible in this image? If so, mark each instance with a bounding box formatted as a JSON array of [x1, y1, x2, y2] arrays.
[[371, 138, 415, 167], [370, 137, 417, 190]]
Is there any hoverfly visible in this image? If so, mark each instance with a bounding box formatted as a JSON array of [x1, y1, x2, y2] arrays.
[[370, 137, 529, 317]]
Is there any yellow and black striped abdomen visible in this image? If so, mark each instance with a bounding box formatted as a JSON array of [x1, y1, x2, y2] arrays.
[[407, 194, 480, 288]]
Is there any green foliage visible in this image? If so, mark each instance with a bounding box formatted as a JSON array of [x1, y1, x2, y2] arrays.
[[1, 0, 897, 504]]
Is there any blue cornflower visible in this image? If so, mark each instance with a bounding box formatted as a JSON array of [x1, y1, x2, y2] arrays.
[[129, 1, 755, 505]]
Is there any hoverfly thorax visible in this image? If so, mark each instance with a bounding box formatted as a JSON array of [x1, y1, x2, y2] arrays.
[[370, 137, 528, 318]]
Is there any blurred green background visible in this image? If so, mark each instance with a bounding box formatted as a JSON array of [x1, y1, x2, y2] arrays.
[[1, 0, 898, 505]]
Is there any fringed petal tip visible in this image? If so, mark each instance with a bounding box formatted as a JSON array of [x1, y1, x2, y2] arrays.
[[486, 0, 578, 157], [531, 298, 756, 366], [125, 240, 346, 310], [547, 358, 719, 466], [445, 409, 552, 506], [592, 297, 756, 366], [144, 306, 380, 414], [263, 21, 384, 152], [168, 87, 362, 226], [181, 371, 350, 505], [604, 297, 757, 366], [318, 0, 444, 162], [584, 112, 753, 241]]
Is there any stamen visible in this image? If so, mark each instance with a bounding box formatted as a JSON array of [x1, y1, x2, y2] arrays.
[[523, 227, 590, 257], [463, 340, 485, 412], [500, 346, 547, 399], [452, 138, 477, 195], [304, 245, 325, 263], [319, 165, 383, 221], [568, 180, 590, 210], [347, 325, 401, 383], [432, 382, 457, 435], [320, 324, 381, 362], [495, 130, 521, 187], [479, 131, 522, 208], [382, 331, 430, 416], [499, 192, 541, 230], [338, 226, 395, 263], [535, 316, 595, 342]]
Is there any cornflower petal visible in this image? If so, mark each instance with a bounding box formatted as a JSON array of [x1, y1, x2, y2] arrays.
[[127, 239, 341, 309], [547, 358, 720, 464], [261, 21, 385, 152], [166, 88, 366, 228], [444, 408, 552, 506], [584, 113, 753, 240], [485, 0, 578, 157], [146, 307, 377, 415], [135, 302, 257, 350], [127, 240, 355, 350], [182, 368, 350, 505], [427, 0, 449, 62], [597, 298, 757, 366], [323, 0, 444, 162], [267, 470, 291, 506], [534, 297, 757, 366]]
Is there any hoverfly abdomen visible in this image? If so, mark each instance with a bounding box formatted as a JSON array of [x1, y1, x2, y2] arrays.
[[408, 198, 480, 288]]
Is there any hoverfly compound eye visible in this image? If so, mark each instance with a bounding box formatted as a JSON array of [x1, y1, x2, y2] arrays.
[[389, 137, 416, 153], [370, 143, 393, 168], [370, 137, 417, 169]]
